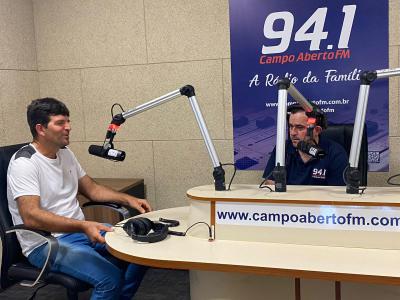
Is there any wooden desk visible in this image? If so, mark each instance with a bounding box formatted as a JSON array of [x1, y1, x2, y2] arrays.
[[106, 185, 400, 300], [78, 178, 145, 224]]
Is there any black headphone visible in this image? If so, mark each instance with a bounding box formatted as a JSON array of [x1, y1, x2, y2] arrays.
[[287, 103, 327, 129], [122, 217, 180, 243]]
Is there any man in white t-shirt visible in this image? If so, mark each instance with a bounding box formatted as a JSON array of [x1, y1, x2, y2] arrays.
[[7, 98, 152, 299]]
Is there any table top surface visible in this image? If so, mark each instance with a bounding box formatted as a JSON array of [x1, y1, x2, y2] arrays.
[[93, 178, 143, 192], [187, 184, 400, 206], [106, 206, 400, 285]]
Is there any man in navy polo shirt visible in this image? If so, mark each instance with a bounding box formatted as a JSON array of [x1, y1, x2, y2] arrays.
[[263, 104, 348, 186]]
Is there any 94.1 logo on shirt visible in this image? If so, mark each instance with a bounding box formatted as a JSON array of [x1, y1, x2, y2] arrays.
[[312, 168, 326, 180]]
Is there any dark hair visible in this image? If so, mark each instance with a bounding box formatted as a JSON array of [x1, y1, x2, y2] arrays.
[[27, 98, 70, 138], [287, 103, 327, 129]]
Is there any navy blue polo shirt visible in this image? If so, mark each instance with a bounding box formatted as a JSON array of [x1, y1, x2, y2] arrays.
[[263, 137, 348, 186]]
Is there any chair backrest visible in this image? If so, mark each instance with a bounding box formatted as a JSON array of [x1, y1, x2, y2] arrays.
[[0, 143, 28, 289], [320, 124, 368, 186]]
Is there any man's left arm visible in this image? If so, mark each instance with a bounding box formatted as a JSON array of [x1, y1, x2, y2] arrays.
[[78, 175, 151, 214]]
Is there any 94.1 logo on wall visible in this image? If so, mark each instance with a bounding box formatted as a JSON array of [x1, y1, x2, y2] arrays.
[[230, 0, 388, 172], [259, 5, 356, 65]]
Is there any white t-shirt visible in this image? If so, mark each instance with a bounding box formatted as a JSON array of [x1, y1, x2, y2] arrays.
[[7, 144, 86, 256]]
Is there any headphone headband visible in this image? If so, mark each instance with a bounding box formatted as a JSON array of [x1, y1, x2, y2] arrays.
[[287, 103, 327, 129]]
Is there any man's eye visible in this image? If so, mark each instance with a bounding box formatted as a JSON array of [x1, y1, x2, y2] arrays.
[[289, 125, 306, 130]]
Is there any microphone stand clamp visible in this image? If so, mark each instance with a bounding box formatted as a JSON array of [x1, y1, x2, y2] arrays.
[[345, 165, 361, 194], [273, 163, 286, 192]]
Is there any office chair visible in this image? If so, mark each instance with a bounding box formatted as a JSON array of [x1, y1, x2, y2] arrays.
[[0, 143, 133, 299], [320, 124, 368, 186]]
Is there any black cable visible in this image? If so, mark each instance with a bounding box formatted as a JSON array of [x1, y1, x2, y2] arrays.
[[259, 169, 274, 192], [342, 165, 349, 186], [111, 103, 125, 118], [259, 178, 273, 192], [27, 282, 48, 300], [221, 163, 237, 190], [310, 138, 318, 145], [183, 221, 213, 240], [387, 173, 400, 186], [102, 103, 126, 154]]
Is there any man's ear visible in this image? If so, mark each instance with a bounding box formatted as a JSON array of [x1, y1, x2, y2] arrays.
[[313, 126, 323, 136], [35, 124, 46, 137]]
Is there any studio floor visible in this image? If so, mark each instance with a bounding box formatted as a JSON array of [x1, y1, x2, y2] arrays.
[[0, 268, 190, 300]]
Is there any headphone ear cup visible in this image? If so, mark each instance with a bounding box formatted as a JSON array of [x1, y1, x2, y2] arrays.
[[134, 217, 152, 235], [146, 222, 169, 243], [123, 217, 149, 236], [140, 217, 153, 235]]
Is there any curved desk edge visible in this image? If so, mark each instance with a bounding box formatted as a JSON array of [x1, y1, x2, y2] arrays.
[[187, 185, 400, 207], [106, 206, 400, 286], [106, 243, 400, 285], [187, 194, 400, 207]]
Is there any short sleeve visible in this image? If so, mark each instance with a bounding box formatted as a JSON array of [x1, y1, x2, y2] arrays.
[[8, 158, 40, 200]]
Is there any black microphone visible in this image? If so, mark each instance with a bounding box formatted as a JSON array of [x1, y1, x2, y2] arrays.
[[88, 145, 126, 161], [296, 141, 326, 159]]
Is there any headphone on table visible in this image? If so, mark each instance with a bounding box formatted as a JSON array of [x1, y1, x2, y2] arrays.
[[122, 217, 181, 243]]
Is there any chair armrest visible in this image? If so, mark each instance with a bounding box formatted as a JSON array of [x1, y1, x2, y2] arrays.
[[6, 225, 58, 288], [81, 201, 131, 220]]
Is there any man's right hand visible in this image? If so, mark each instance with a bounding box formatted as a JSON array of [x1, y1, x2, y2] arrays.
[[81, 221, 113, 244]]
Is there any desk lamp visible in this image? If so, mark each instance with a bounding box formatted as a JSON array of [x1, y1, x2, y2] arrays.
[[88, 85, 226, 191], [346, 67, 400, 194]]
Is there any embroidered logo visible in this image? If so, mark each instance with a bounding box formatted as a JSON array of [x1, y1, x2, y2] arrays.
[[312, 168, 326, 179]]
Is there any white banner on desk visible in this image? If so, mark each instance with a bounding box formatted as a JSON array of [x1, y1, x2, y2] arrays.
[[216, 202, 400, 232]]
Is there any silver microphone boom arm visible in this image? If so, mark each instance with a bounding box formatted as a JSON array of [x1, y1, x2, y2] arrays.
[[287, 83, 314, 113], [274, 78, 316, 192], [347, 67, 400, 194], [105, 85, 226, 191]]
